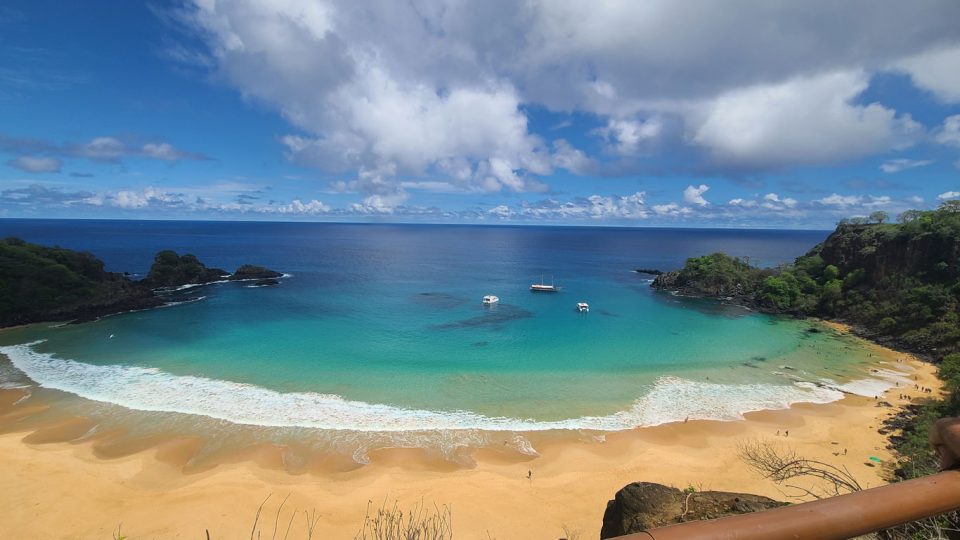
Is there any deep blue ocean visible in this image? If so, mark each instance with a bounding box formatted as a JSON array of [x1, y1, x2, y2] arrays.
[[0, 220, 893, 458]]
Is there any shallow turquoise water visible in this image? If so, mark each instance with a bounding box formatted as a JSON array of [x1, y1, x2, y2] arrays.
[[0, 221, 890, 442]]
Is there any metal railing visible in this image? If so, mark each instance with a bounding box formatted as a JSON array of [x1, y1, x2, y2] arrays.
[[614, 470, 960, 540]]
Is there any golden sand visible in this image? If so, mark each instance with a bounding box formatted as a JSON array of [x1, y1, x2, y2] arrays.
[[0, 326, 943, 539]]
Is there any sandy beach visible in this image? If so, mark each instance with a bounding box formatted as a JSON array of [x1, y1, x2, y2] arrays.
[[0, 326, 943, 539]]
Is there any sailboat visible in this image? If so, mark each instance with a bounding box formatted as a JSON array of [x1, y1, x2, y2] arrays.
[[530, 275, 559, 292]]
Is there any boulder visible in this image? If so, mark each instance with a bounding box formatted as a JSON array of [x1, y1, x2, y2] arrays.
[[600, 482, 786, 538]]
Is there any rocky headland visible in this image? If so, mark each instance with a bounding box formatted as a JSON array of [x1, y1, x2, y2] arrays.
[[0, 238, 282, 327]]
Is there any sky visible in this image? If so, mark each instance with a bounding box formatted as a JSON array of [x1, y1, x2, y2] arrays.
[[1, 1, 960, 228]]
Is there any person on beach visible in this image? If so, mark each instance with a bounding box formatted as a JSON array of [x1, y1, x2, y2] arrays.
[[527, 470, 532, 480]]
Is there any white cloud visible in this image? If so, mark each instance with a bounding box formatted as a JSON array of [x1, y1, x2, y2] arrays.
[[682, 184, 710, 206], [893, 45, 960, 103], [178, 0, 960, 189], [70, 137, 204, 162], [727, 193, 797, 212], [728, 198, 757, 208], [880, 158, 933, 173], [6, 156, 61, 173], [520, 192, 648, 220], [938, 191, 960, 201], [652, 202, 691, 217], [594, 117, 661, 155], [77, 137, 126, 160], [487, 204, 512, 218], [142, 143, 190, 161], [936, 115, 960, 147], [269, 199, 331, 214], [761, 193, 798, 210], [550, 139, 593, 174], [815, 193, 892, 208], [689, 70, 922, 169]]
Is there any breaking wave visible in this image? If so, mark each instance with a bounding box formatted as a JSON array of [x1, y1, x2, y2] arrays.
[[1, 341, 847, 432]]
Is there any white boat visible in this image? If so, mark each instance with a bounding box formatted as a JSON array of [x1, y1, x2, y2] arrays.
[[482, 295, 499, 304], [577, 302, 590, 312], [530, 275, 559, 292]]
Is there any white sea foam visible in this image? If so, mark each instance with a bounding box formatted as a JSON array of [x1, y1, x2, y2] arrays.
[[1, 342, 846, 432], [819, 366, 913, 398]]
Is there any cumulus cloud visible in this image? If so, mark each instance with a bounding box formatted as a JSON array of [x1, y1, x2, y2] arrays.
[[683, 184, 710, 206], [593, 117, 662, 155], [893, 45, 960, 103], [174, 0, 959, 190], [689, 70, 922, 169], [938, 191, 960, 201], [880, 158, 933, 173], [936, 115, 960, 147], [728, 198, 757, 208], [6, 155, 61, 173], [652, 203, 692, 217], [727, 193, 797, 212], [550, 139, 593, 174], [520, 192, 648, 220]]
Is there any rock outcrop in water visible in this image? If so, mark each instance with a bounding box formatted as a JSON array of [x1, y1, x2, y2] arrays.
[[0, 238, 282, 327], [600, 482, 786, 538], [141, 250, 230, 288], [229, 264, 284, 281]]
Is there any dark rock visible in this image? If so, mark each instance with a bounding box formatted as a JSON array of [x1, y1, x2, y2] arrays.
[[141, 250, 229, 288], [600, 482, 786, 538], [251, 278, 279, 287], [230, 264, 283, 281], [635, 268, 663, 275]]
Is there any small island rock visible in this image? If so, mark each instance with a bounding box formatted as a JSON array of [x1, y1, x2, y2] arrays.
[[229, 264, 283, 281]]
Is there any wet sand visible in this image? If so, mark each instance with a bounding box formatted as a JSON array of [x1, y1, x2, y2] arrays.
[[0, 325, 944, 539]]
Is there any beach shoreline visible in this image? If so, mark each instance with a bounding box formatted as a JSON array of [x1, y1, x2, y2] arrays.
[[0, 323, 944, 539]]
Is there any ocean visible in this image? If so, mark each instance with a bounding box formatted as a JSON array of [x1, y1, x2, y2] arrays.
[[0, 220, 898, 462]]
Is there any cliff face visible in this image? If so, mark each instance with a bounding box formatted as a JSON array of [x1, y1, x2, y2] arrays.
[[817, 223, 960, 284]]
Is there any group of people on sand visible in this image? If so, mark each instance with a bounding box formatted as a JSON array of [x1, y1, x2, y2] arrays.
[[917, 385, 935, 393]]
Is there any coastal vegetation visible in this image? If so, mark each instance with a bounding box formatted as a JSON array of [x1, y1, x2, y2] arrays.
[[0, 237, 160, 327], [653, 200, 960, 531], [0, 238, 280, 327], [653, 200, 960, 357]]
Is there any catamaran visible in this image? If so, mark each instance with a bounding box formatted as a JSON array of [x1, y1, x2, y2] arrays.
[[482, 295, 499, 304], [577, 302, 590, 312]]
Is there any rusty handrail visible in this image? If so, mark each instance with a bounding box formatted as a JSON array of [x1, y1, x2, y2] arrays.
[[614, 470, 960, 540]]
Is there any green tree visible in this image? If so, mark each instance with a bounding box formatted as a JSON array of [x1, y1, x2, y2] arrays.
[[869, 210, 889, 224]]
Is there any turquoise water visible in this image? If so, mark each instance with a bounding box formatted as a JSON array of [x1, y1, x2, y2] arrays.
[[0, 221, 896, 455]]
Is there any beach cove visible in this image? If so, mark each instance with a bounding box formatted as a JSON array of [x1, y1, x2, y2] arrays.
[[0, 324, 941, 539]]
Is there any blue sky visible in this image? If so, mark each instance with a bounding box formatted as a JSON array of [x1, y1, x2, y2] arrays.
[[1, 1, 959, 228]]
